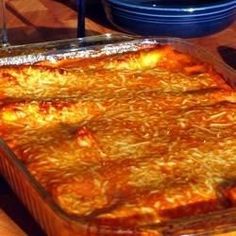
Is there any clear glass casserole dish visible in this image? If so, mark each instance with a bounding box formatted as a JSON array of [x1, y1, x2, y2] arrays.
[[0, 34, 235, 236]]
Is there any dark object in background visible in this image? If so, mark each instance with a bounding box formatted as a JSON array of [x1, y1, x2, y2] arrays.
[[218, 46, 236, 70], [77, 0, 86, 37]]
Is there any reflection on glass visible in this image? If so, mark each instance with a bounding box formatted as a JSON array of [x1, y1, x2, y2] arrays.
[[0, 0, 8, 46]]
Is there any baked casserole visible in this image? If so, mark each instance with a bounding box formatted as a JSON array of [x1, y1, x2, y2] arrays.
[[0, 44, 236, 230]]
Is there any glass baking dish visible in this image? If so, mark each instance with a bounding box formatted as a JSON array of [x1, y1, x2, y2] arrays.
[[0, 34, 236, 236]]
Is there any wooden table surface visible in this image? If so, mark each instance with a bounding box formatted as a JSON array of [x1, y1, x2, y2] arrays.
[[0, 0, 235, 235]]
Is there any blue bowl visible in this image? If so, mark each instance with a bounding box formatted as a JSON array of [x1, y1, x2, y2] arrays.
[[102, 0, 236, 38]]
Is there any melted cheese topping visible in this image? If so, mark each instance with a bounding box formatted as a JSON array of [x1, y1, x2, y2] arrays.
[[0, 45, 235, 229]]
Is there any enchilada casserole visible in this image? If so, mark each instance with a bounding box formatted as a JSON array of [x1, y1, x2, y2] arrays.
[[0, 45, 236, 229]]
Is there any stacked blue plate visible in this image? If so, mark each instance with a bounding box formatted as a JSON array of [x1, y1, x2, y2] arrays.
[[102, 0, 236, 38]]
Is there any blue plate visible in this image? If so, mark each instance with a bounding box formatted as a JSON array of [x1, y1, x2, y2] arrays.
[[102, 0, 236, 38], [105, 0, 236, 15], [111, 5, 235, 20]]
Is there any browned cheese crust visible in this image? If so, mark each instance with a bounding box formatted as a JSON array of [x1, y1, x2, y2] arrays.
[[0, 45, 235, 227]]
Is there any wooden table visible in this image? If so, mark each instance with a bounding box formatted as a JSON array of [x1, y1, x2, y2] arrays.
[[0, 0, 235, 235]]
